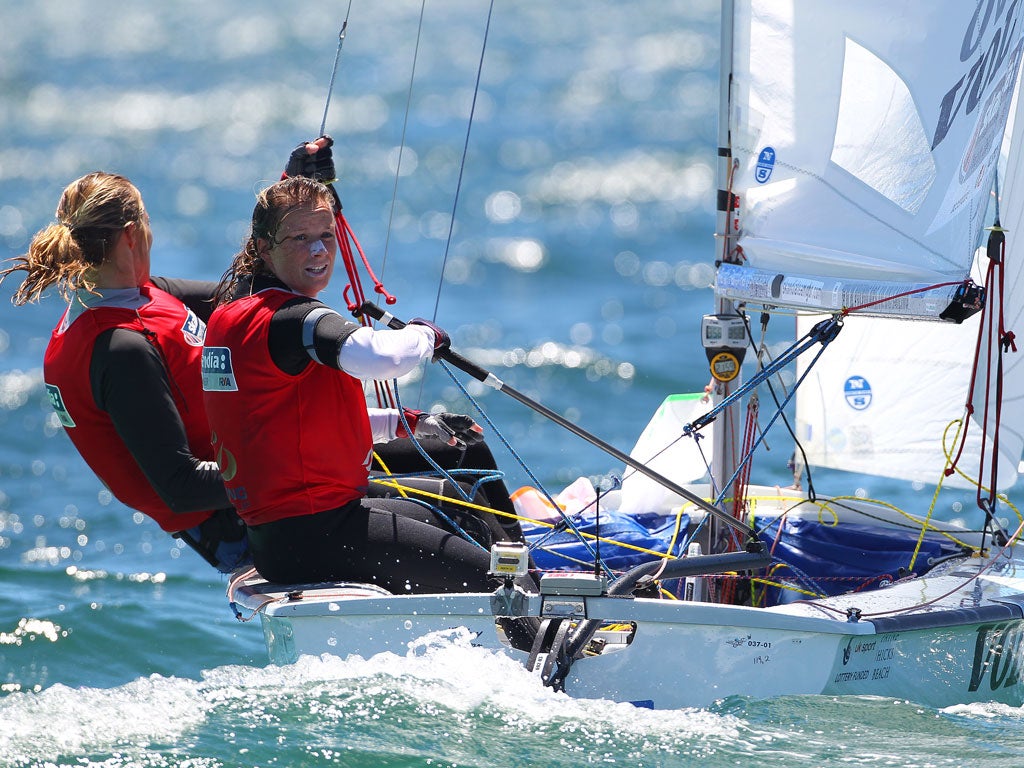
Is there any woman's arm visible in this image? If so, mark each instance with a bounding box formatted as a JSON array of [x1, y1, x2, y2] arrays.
[[92, 327, 231, 514], [150, 277, 219, 323], [267, 297, 436, 379]]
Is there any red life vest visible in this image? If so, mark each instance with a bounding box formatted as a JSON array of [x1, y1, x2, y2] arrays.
[[43, 284, 214, 532], [202, 288, 371, 526]]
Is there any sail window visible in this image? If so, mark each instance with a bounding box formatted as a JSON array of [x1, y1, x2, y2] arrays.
[[830, 39, 936, 214]]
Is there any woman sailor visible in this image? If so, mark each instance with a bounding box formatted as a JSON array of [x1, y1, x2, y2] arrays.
[[0, 172, 250, 572], [202, 165, 531, 596]]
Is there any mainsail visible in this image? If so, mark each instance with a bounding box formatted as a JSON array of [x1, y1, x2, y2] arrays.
[[718, 2, 1024, 489], [718, 1, 1024, 320]]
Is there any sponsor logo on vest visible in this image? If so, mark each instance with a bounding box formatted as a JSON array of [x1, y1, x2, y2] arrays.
[[202, 347, 238, 391], [211, 430, 244, 505], [180, 309, 206, 346], [217, 444, 238, 483], [968, 621, 1024, 692], [45, 383, 76, 428]]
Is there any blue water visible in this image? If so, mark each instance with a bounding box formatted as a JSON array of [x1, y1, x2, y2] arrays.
[[1, 2, 1021, 766]]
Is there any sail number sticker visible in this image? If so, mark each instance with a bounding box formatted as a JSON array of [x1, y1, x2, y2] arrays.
[[755, 147, 775, 183], [45, 383, 76, 428]]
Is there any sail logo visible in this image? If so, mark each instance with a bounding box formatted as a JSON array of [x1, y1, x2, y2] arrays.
[[932, 0, 1024, 150], [968, 621, 1024, 692], [843, 376, 872, 410], [754, 147, 775, 183]]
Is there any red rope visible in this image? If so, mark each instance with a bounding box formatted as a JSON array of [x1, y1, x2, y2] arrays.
[[975, 228, 1011, 512], [733, 395, 759, 521], [841, 280, 966, 316], [333, 208, 399, 408], [944, 278, 988, 476], [336, 212, 396, 313], [943, 228, 1013, 496]]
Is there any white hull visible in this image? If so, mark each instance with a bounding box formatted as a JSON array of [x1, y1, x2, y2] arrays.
[[230, 531, 1024, 709]]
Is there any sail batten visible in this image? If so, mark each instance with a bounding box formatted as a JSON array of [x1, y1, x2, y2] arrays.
[[717, 264, 965, 319]]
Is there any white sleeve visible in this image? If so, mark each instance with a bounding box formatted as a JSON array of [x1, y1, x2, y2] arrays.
[[337, 324, 436, 379], [367, 408, 403, 443]]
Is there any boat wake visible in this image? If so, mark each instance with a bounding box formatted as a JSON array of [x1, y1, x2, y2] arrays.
[[1, 629, 748, 766]]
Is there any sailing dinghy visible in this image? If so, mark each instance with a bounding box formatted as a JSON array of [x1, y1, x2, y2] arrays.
[[228, 1, 1024, 709]]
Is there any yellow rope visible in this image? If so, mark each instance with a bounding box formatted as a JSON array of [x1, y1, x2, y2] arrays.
[[368, 476, 677, 560], [374, 444, 1021, 588], [751, 576, 824, 599], [371, 451, 410, 498], [939, 419, 1023, 526]]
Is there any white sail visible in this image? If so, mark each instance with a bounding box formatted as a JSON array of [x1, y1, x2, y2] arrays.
[[719, 1, 1024, 319], [618, 393, 714, 515], [793, 307, 1005, 489], [794, 51, 1024, 492], [978, 56, 1024, 487]]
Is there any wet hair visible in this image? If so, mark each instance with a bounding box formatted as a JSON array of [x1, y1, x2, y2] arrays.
[[214, 176, 335, 304], [0, 172, 145, 305]]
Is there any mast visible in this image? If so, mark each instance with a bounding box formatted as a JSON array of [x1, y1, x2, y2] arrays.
[[703, 0, 744, 557]]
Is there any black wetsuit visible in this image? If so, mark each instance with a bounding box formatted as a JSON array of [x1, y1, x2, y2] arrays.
[[87, 277, 247, 571], [234, 275, 534, 596]]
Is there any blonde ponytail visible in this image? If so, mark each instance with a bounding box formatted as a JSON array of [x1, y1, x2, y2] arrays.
[[0, 172, 144, 305]]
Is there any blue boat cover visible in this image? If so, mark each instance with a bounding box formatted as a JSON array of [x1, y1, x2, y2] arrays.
[[752, 515, 967, 604], [523, 510, 968, 606], [523, 510, 691, 572]]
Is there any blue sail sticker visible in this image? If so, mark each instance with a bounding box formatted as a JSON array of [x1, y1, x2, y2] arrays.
[[755, 147, 775, 183], [843, 376, 872, 410]]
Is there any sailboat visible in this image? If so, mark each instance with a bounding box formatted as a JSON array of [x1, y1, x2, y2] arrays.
[[227, 1, 1024, 709]]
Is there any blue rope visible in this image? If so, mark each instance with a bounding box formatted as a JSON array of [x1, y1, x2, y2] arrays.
[[688, 315, 842, 436], [711, 324, 840, 509], [390, 378, 606, 567], [393, 384, 475, 504], [390, 494, 489, 553], [383, 468, 507, 497], [434, 361, 612, 577]]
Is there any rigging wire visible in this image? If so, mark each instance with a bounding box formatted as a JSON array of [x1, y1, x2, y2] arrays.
[[379, 0, 427, 282], [312, 6, 602, 570], [741, 308, 817, 499], [428, 0, 496, 322], [319, 2, 353, 137], [434, 359, 611, 575], [314, 5, 400, 407]]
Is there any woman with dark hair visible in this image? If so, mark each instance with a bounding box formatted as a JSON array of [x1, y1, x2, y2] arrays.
[[202, 166, 530, 597], [0, 172, 250, 572]]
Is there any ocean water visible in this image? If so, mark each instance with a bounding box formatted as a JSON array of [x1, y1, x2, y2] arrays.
[[1, 1, 1022, 766]]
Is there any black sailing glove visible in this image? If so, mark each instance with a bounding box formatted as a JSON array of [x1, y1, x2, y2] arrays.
[[283, 135, 337, 182], [405, 410, 484, 448]]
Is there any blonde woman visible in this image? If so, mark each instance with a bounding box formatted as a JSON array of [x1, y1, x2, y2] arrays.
[[0, 172, 250, 572]]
